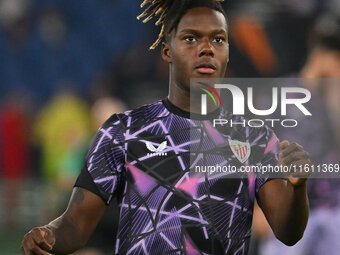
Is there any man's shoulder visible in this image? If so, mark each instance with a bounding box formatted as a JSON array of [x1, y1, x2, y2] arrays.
[[101, 99, 167, 129]]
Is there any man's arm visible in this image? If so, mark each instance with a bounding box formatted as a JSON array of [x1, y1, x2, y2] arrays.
[[257, 140, 311, 246], [21, 187, 106, 254]]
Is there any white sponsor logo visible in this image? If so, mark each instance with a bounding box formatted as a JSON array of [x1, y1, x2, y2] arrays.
[[145, 141, 167, 156]]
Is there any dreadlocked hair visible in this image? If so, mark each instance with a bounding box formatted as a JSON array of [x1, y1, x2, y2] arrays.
[[137, 0, 226, 50]]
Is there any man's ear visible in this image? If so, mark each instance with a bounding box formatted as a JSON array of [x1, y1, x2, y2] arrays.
[[161, 42, 171, 63]]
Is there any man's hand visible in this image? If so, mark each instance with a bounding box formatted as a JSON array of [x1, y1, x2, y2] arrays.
[[21, 226, 55, 255], [279, 140, 312, 187], [21, 188, 107, 255]]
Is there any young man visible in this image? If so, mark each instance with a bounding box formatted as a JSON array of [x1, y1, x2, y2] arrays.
[[21, 1, 311, 254]]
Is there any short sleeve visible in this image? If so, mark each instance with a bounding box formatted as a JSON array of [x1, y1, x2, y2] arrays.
[[74, 162, 103, 201], [255, 126, 280, 198], [76, 114, 126, 205]]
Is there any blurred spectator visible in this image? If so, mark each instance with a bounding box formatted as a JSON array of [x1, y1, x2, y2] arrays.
[[33, 87, 92, 181], [33, 87, 92, 220], [303, 13, 340, 146], [0, 0, 31, 46], [0, 0, 29, 27], [0, 91, 31, 231], [91, 97, 126, 131], [73, 248, 105, 255], [37, 5, 67, 48], [87, 70, 128, 129], [327, 0, 340, 15], [254, 13, 340, 255]]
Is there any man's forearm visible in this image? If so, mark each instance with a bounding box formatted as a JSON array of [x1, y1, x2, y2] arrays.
[[46, 214, 87, 254], [21, 188, 106, 255], [265, 141, 312, 246], [272, 181, 309, 245]]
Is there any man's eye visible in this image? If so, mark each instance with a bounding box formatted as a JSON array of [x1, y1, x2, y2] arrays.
[[185, 36, 197, 42], [213, 37, 225, 43]]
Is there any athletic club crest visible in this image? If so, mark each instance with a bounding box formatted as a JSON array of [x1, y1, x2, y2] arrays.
[[228, 139, 251, 163]]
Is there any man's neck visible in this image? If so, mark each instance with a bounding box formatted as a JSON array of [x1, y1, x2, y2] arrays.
[[168, 80, 218, 114]]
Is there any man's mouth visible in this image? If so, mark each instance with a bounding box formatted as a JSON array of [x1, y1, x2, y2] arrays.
[[195, 63, 216, 74]]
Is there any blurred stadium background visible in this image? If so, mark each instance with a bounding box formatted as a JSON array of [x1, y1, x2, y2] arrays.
[[0, 0, 339, 254]]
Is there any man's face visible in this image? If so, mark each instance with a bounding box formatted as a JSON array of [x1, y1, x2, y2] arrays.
[[162, 7, 229, 90]]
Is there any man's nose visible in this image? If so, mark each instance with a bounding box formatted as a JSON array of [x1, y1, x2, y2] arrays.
[[199, 39, 214, 57]]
